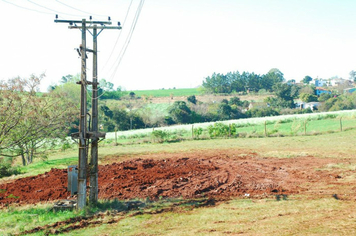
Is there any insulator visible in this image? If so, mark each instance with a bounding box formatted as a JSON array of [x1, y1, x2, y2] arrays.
[[118, 22, 121, 26], [90, 16, 92, 20], [108, 16, 111, 21], [55, 14, 58, 19]]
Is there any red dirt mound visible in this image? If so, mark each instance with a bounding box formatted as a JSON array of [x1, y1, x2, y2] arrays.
[[0, 153, 348, 206]]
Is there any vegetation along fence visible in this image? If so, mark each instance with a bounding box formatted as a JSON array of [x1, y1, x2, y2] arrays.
[[103, 110, 356, 144]]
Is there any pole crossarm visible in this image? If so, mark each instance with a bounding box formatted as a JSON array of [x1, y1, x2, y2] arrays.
[[69, 26, 122, 30], [54, 19, 113, 25]]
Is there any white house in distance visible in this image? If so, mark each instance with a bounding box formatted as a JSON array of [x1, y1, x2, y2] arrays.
[[329, 78, 352, 87], [313, 77, 352, 87]]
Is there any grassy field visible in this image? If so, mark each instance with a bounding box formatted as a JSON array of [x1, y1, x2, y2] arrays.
[[129, 88, 202, 97], [2, 111, 356, 235]]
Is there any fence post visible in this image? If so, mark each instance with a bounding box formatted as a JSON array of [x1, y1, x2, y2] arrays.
[[192, 124, 194, 139], [264, 121, 267, 137], [304, 120, 307, 135], [115, 127, 118, 145], [340, 117, 343, 132]]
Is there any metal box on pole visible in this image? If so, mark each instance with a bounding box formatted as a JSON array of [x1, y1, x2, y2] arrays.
[[67, 165, 78, 196]]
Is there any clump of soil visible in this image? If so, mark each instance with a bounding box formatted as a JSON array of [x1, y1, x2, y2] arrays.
[[0, 152, 348, 206]]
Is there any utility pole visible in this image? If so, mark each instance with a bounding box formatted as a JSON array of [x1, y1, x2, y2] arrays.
[[78, 18, 88, 210], [89, 25, 98, 205], [55, 16, 121, 210]]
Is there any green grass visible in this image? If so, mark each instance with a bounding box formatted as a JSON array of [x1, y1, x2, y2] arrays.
[[2, 122, 356, 235], [53, 197, 356, 235], [130, 88, 202, 97], [0, 203, 82, 235], [18, 156, 77, 176]]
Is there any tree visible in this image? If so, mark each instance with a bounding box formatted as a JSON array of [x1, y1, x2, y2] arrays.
[[168, 101, 192, 124], [60, 74, 80, 84], [266, 83, 295, 109], [229, 97, 243, 106], [261, 69, 284, 92], [0, 74, 77, 165], [349, 70, 356, 82], [187, 95, 197, 104], [99, 78, 114, 91], [300, 93, 318, 103], [302, 76, 313, 84], [202, 73, 233, 94]]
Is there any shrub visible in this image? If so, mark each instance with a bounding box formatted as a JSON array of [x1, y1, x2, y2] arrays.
[[151, 130, 170, 143], [0, 158, 20, 178], [207, 123, 237, 138], [193, 127, 203, 138]]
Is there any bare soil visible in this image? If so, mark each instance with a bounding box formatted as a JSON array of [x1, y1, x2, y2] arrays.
[[0, 149, 352, 206]]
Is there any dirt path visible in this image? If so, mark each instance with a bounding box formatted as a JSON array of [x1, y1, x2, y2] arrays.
[[0, 150, 352, 206]]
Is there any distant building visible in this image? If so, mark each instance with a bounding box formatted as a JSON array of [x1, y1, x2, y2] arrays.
[[305, 102, 320, 111], [314, 79, 327, 87], [315, 87, 331, 96], [344, 87, 356, 94], [329, 78, 352, 87]]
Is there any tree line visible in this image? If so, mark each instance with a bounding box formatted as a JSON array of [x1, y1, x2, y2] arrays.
[[202, 68, 285, 94]]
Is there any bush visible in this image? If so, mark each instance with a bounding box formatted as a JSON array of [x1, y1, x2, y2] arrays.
[[151, 130, 170, 143], [193, 127, 203, 138], [0, 158, 20, 178], [207, 123, 237, 138]]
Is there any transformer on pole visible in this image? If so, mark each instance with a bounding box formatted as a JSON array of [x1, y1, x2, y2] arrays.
[[55, 16, 121, 210]]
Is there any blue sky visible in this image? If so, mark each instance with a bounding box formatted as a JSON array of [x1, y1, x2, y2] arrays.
[[1, 0, 356, 91]]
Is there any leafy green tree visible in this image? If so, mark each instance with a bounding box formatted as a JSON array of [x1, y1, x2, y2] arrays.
[[218, 103, 232, 120], [302, 76, 313, 84], [187, 95, 197, 104], [202, 73, 232, 93], [298, 85, 315, 95], [168, 101, 192, 124], [318, 93, 332, 102], [99, 78, 114, 91], [60, 74, 80, 84], [268, 83, 295, 108], [229, 97, 242, 106], [262, 68, 285, 91], [300, 93, 318, 103]]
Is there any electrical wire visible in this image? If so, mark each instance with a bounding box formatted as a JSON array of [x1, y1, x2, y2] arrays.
[[55, 0, 108, 18], [92, 0, 145, 100], [100, 0, 134, 73], [2, 0, 53, 15], [107, 0, 145, 83], [27, 0, 87, 17]]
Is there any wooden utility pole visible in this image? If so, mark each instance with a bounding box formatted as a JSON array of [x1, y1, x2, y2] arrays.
[[55, 16, 121, 210], [77, 19, 88, 210], [89, 25, 99, 205]]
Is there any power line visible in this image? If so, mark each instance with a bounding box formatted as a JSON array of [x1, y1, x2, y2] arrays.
[[55, 0, 108, 18], [108, 0, 145, 82], [100, 0, 134, 73], [2, 0, 53, 15], [27, 0, 87, 17], [94, 0, 145, 101]]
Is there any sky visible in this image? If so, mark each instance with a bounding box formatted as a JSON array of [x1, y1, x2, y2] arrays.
[[1, 0, 356, 92]]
